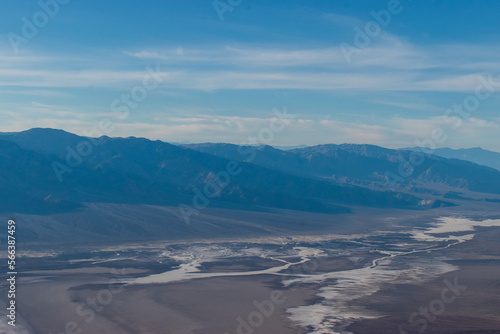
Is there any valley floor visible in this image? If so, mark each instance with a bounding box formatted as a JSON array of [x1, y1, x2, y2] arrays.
[[2, 208, 500, 334]]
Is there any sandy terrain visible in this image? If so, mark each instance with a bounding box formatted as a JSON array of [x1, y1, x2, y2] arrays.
[[15, 272, 318, 334], [347, 226, 500, 334]]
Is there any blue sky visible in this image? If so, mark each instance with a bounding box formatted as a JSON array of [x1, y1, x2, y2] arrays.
[[1, 0, 500, 151]]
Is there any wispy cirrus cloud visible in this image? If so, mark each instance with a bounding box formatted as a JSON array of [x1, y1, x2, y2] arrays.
[[371, 100, 444, 112], [4, 37, 499, 93], [1, 2, 499, 153]]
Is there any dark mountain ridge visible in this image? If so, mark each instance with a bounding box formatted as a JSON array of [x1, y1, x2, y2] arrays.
[[185, 142, 500, 195], [0, 128, 446, 215]]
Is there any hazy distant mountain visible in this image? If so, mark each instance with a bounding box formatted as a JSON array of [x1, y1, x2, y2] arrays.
[[185, 143, 500, 195], [272, 145, 309, 150], [0, 128, 444, 215], [403, 147, 500, 172]]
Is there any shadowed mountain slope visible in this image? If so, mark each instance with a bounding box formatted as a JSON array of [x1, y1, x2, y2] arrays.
[[0, 129, 449, 215]]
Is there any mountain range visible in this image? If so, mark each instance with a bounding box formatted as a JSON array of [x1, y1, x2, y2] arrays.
[[185, 143, 500, 195], [403, 147, 500, 172], [1, 128, 499, 219]]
